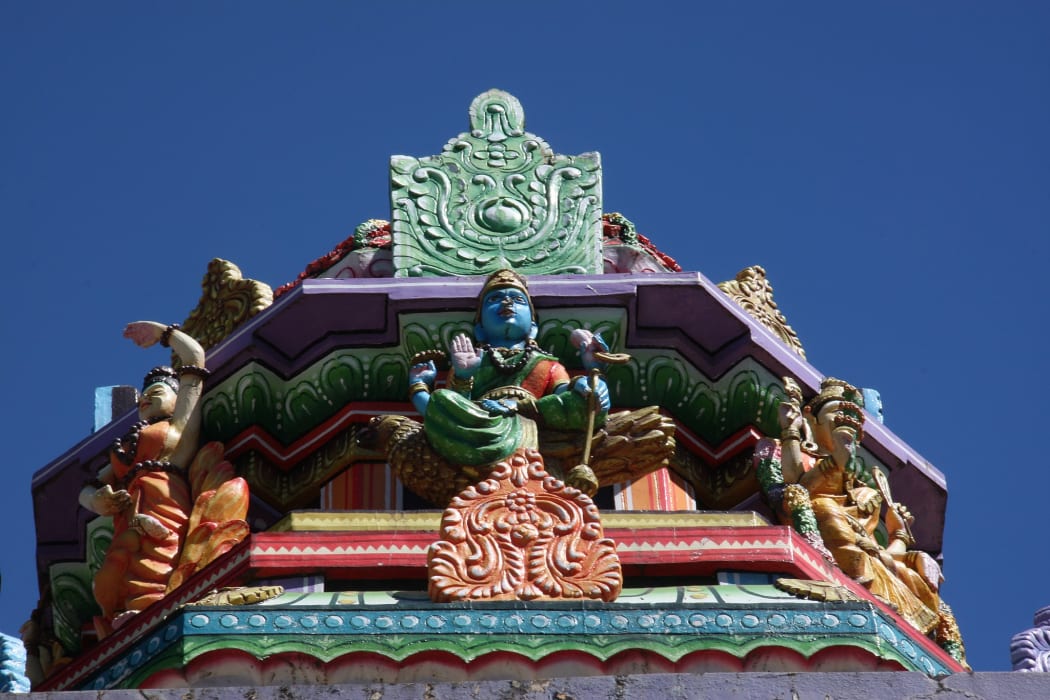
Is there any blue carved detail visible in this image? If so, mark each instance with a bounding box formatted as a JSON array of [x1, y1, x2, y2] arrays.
[[0, 633, 30, 693]]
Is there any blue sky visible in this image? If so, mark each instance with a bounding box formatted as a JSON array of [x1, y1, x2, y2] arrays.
[[2, 2, 1048, 673]]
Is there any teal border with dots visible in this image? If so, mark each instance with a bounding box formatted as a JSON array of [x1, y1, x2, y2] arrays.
[[84, 596, 952, 688]]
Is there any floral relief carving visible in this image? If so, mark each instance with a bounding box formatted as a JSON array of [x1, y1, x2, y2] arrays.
[[390, 90, 602, 277], [718, 265, 805, 358], [427, 447, 622, 603], [181, 258, 273, 353]]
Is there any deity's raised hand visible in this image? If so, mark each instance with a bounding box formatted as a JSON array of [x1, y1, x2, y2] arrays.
[[450, 333, 482, 378], [885, 502, 915, 534], [572, 375, 612, 412], [778, 400, 803, 433], [123, 321, 163, 348], [852, 486, 881, 516]]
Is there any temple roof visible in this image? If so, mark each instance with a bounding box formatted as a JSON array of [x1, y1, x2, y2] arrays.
[[26, 88, 961, 690]]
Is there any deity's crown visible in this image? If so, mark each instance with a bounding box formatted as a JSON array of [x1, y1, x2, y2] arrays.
[[142, 366, 179, 393], [476, 269, 536, 318], [807, 377, 863, 410], [807, 377, 865, 435]]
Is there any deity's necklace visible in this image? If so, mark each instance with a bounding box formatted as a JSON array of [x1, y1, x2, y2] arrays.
[[486, 343, 535, 375], [111, 415, 171, 466]]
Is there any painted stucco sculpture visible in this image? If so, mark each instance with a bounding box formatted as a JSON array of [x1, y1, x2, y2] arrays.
[[718, 265, 805, 359], [755, 376, 966, 665], [427, 447, 622, 602], [77, 322, 249, 637], [1012, 605, 1050, 671], [364, 269, 675, 508], [390, 89, 602, 277], [180, 258, 273, 352], [25, 89, 972, 690], [409, 270, 608, 470], [365, 270, 678, 601]]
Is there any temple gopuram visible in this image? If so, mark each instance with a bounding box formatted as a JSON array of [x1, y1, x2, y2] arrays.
[[17, 89, 1045, 698]]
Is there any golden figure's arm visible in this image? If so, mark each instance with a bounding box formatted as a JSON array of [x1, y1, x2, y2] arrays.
[[779, 377, 806, 484]]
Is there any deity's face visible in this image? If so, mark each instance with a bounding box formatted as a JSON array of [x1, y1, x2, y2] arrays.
[[807, 400, 858, 454], [476, 287, 536, 347], [138, 382, 176, 421]]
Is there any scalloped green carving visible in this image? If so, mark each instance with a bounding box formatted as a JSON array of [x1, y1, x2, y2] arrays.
[[201, 310, 626, 444], [49, 564, 99, 654], [202, 309, 780, 446], [49, 518, 110, 655], [390, 89, 602, 277], [86, 517, 112, 575], [200, 306, 886, 485], [605, 354, 785, 445], [202, 349, 409, 445]]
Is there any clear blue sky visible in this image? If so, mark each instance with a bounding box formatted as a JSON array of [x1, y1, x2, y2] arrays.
[[2, 2, 1048, 673]]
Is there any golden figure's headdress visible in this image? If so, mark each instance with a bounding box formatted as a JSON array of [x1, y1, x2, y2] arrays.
[[807, 377, 865, 436]]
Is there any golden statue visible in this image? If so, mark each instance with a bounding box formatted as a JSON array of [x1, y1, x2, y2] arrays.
[[756, 377, 966, 664]]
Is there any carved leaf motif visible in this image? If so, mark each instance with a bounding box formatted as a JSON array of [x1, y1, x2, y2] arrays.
[[718, 265, 805, 359], [188, 586, 284, 607], [390, 90, 602, 277], [774, 578, 861, 603], [427, 448, 621, 603], [181, 258, 273, 353]]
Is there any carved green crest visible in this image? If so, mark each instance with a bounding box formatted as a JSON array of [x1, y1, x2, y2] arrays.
[[390, 89, 603, 277]]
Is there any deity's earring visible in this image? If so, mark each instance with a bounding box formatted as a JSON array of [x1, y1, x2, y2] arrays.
[[529, 323, 538, 340]]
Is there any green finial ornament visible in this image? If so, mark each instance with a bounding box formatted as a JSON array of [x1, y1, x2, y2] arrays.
[[390, 89, 603, 277]]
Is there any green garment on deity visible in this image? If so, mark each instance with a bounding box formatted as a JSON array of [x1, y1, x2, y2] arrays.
[[424, 348, 597, 466]]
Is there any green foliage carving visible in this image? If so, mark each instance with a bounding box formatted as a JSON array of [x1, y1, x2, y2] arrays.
[[606, 354, 784, 444], [390, 90, 603, 277], [47, 518, 111, 656], [202, 307, 783, 449], [49, 562, 101, 655], [198, 306, 891, 483], [86, 517, 113, 575]]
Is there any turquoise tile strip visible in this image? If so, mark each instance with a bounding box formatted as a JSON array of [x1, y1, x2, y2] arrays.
[[82, 586, 952, 688]]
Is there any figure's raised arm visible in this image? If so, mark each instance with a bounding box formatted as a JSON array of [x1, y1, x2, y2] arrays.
[[126, 322, 207, 466], [778, 378, 806, 484]]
